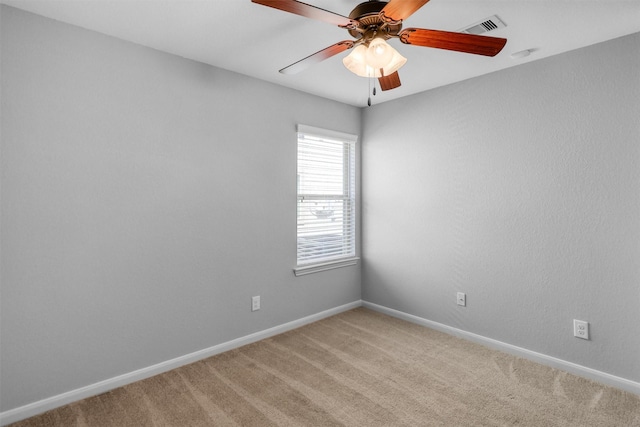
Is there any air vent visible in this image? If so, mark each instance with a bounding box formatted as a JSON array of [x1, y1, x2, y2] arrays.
[[460, 15, 506, 35]]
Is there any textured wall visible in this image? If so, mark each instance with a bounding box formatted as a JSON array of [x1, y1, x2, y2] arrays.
[[0, 6, 361, 412], [362, 32, 640, 383]]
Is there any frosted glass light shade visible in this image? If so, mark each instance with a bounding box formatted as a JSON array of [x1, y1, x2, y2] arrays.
[[342, 40, 407, 78], [342, 45, 369, 76], [366, 38, 394, 69], [379, 48, 407, 76]]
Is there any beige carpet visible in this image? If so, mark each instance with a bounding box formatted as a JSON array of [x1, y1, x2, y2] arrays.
[[9, 308, 640, 426]]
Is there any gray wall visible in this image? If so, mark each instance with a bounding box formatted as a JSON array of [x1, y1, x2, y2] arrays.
[[0, 6, 361, 412], [362, 32, 640, 383]]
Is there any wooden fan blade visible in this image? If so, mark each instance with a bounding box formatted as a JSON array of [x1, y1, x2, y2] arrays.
[[279, 41, 354, 75], [378, 71, 401, 91], [251, 0, 356, 28], [380, 0, 430, 22], [399, 28, 507, 56]]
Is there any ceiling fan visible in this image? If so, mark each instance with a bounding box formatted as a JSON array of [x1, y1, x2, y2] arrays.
[[251, 0, 507, 92]]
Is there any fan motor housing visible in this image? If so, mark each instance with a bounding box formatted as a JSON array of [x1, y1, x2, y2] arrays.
[[348, 1, 402, 40]]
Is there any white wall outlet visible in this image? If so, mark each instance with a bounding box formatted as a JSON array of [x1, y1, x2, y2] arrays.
[[251, 295, 260, 312], [457, 292, 466, 307], [573, 319, 589, 340]]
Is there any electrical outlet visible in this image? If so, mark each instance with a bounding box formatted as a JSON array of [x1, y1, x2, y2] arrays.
[[251, 296, 260, 312], [573, 319, 589, 340], [457, 292, 466, 307]]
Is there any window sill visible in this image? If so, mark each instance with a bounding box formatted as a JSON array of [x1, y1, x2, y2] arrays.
[[293, 257, 360, 277]]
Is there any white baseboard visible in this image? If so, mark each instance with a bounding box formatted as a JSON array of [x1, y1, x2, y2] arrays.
[[0, 300, 363, 426], [362, 301, 640, 396]]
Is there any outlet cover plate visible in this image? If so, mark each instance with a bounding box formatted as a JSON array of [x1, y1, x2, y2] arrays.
[[573, 319, 589, 340], [457, 292, 466, 307], [252, 296, 260, 312]]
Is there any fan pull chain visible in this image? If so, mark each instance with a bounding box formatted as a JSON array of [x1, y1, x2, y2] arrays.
[[367, 76, 377, 107]]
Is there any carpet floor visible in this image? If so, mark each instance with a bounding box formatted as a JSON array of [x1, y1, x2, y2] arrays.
[[9, 307, 640, 426]]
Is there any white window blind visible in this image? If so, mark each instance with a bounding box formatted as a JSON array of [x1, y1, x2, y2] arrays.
[[296, 125, 357, 267]]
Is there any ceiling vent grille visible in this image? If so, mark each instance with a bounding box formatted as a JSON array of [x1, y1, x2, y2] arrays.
[[460, 15, 506, 35]]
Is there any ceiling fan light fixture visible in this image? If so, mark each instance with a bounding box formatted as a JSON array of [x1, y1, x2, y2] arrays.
[[343, 40, 407, 78], [342, 45, 369, 76], [365, 37, 395, 69], [381, 48, 407, 76]]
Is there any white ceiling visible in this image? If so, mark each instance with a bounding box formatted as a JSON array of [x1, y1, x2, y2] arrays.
[[3, 0, 640, 107]]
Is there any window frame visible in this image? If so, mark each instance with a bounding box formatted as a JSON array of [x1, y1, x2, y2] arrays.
[[294, 124, 359, 276]]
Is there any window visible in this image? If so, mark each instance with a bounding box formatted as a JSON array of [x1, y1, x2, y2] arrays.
[[294, 125, 358, 276]]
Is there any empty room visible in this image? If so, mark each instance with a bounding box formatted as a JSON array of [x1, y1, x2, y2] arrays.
[[1, 0, 639, 425]]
